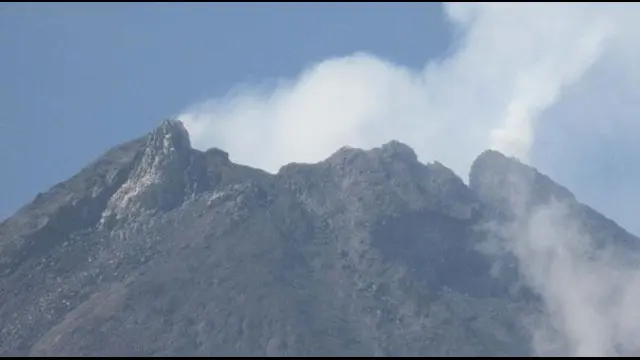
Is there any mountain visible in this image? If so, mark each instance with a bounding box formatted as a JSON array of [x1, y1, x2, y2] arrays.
[[0, 119, 637, 356]]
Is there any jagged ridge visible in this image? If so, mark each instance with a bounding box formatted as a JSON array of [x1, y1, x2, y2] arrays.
[[0, 119, 637, 356]]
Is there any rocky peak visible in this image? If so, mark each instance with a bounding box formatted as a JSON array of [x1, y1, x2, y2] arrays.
[[469, 149, 576, 218], [99, 119, 196, 225], [375, 140, 418, 163], [281, 140, 478, 221], [148, 119, 192, 156], [204, 147, 231, 166], [324, 140, 418, 169]]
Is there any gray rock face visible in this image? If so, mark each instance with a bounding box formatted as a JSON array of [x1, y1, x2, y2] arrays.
[[0, 120, 637, 356]]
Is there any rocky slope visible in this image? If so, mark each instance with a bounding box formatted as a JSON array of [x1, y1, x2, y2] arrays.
[[0, 119, 637, 356]]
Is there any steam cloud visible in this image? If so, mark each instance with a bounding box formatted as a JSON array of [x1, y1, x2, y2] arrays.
[[178, 3, 640, 356], [492, 176, 640, 356]]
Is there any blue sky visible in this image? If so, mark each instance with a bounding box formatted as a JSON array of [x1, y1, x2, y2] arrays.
[[2, 3, 639, 236]]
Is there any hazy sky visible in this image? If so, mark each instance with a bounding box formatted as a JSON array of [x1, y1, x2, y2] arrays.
[[1, 3, 639, 236]]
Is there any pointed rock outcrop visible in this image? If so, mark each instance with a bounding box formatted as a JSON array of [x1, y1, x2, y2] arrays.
[[101, 119, 195, 224]]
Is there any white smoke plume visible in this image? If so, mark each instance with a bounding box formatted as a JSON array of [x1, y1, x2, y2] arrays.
[[178, 3, 640, 356], [518, 202, 640, 356], [488, 172, 640, 356], [178, 4, 635, 177]]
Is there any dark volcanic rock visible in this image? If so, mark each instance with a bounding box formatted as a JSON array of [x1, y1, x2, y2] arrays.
[[0, 120, 637, 356]]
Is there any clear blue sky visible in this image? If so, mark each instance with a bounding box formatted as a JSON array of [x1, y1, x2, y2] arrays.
[[0, 3, 450, 220]]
